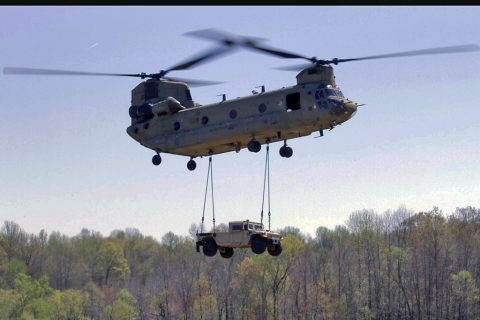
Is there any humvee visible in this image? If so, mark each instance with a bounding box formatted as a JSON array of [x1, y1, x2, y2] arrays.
[[196, 220, 283, 258]]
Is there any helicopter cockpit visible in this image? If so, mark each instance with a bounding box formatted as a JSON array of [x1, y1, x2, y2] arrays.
[[324, 87, 344, 98], [315, 85, 344, 97], [314, 85, 345, 100]]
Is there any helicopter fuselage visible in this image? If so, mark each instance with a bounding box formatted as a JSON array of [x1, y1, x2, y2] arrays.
[[4, 32, 478, 167], [126, 67, 358, 158]]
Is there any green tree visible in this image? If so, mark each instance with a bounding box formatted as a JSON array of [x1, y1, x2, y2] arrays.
[[14, 273, 52, 309], [11, 273, 53, 320], [0, 221, 28, 261], [72, 229, 104, 287], [0, 288, 22, 320], [0, 257, 28, 288], [99, 241, 130, 286], [102, 288, 139, 320], [49, 289, 89, 320], [46, 232, 74, 290], [450, 270, 479, 320]]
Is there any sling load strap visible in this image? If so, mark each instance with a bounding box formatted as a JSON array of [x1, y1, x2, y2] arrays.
[[260, 144, 272, 231], [210, 157, 216, 234], [200, 157, 215, 234]]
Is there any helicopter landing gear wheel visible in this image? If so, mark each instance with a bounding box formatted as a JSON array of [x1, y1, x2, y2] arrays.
[[187, 158, 197, 171], [284, 147, 293, 158], [247, 139, 261, 153], [152, 153, 162, 166], [279, 142, 293, 158]]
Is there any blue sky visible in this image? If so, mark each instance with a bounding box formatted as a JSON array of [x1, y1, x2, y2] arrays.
[[1, 6, 479, 239]]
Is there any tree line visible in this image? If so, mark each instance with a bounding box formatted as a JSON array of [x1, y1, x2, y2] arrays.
[[1, 205, 479, 319]]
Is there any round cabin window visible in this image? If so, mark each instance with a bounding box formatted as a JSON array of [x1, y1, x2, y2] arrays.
[[229, 110, 237, 119], [173, 121, 180, 131], [201, 116, 209, 125], [258, 103, 267, 113]]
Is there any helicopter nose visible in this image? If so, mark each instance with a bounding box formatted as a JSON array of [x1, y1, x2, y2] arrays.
[[344, 101, 357, 115]]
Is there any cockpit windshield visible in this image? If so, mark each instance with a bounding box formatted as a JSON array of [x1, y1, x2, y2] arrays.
[[325, 88, 344, 97]]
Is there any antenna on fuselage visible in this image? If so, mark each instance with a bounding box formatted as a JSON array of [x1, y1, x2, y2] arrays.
[[217, 94, 226, 102], [255, 85, 265, 93]]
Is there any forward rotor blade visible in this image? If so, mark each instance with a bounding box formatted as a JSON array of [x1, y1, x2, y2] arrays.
[[165, 45, 236, 74], [276, 44, 480, 70], [3, 66, 143, 77], [331, 44, 480, 64], [164, 76, 224, 87]]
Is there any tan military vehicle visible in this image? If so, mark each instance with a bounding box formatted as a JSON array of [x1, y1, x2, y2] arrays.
[[196, 220, 283, 258]]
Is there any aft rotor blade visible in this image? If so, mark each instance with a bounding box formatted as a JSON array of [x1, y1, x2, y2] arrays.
[[331, 44, 480, 64], [3, 67, 224, 85], [275, 63, 314, 71], [3, 66, 144, 78], [244, 42, 312, 60], [165, 45, 236, 74], [164, 76, 225, 87], [184, 28, 267, 45]]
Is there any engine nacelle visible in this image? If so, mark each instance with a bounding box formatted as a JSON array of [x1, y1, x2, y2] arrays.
[[129, 97, 185, 120], [129, 104, 153, 119]]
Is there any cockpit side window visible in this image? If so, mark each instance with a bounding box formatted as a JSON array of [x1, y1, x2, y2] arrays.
[[315, 90, 325, 99], [231, 224, 241, 231]]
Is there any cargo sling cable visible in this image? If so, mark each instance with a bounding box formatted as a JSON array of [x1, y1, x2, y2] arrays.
[[260, 143, 272, 231], [195, 148, 283, 259], [198, 144, 272, 236], [199, 156, 215, 235]]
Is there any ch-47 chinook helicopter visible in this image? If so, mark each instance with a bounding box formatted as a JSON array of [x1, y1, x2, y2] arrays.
[[4, 29, 479, 171]]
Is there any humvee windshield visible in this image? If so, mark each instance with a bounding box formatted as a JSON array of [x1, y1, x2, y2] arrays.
[[246, 223, 263, 230]]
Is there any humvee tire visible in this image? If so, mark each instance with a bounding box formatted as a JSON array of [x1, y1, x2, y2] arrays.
[[203, 239, 217, 257], [251, 236, 267, 254], [267, 243, 282, 256], [220, 247, 234, 259]]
